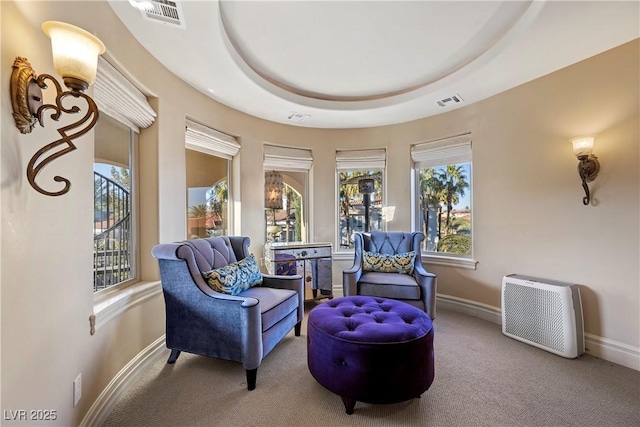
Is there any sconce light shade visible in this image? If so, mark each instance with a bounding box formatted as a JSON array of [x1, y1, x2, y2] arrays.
[[570, 136, 595, 158], [265, 171, 284, 210], [42, 21, 105, 91], [570, 136, 600, 206]]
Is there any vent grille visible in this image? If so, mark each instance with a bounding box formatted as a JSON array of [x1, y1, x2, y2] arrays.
[[287, 112, 310, 122], [437, 94, 464, 108], [503, 282, 565, 353], [133, 0, 185, 28]]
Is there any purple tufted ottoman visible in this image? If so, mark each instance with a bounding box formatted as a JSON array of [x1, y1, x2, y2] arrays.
[[307, 296, 434, 414]]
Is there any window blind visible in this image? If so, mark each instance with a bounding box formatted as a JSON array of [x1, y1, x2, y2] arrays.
[[185, 119, 240, 159], [94, 57, 156, 133], [411, 133, 472, 168], [336, 149, 386, 170], [263, 145, 313, 171]]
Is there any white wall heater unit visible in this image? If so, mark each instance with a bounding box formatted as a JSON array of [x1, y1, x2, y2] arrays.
[[502, 274, 584, 358]]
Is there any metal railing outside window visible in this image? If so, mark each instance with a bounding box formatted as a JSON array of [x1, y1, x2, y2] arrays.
[[93, 171, 131, 291]]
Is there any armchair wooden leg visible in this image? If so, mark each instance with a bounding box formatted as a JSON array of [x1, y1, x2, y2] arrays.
[[246, 368, 257, 391], [295, 321, 302, 336], [167, 349, 181, 364], [341, 396, 356, 415]]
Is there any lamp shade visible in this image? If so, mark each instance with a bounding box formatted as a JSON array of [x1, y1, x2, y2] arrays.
[[42, 21, 105, 90], [570, 136, 595, 157], [265, 171, 284, 210]]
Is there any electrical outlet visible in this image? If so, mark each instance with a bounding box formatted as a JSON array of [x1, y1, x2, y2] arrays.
[[73, 374, 82, 407]]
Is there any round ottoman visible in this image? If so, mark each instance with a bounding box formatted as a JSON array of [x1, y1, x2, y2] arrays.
[[307, 296, 434, 414]]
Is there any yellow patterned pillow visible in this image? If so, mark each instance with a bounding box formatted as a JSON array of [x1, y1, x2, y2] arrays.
[[362, 251, 415, 274]]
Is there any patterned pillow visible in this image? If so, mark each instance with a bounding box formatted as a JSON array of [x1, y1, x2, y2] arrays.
[[362, 251, 416, 274], [202, 254, 263, 295]]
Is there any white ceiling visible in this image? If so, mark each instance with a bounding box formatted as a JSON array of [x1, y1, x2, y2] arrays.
[[108, 0, 639, 129]]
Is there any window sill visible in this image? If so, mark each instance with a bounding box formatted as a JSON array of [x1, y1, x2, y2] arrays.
[[422, 254, 478, 270], [90, 280, 162, 335]]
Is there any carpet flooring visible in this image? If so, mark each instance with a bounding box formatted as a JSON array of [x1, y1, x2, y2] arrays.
[[103, 304, 640, 426]]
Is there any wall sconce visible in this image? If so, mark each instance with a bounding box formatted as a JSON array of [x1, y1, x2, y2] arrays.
[[570, 136, 600, 205], [10, 21, 105, 196], [265, 171, 284, 210]]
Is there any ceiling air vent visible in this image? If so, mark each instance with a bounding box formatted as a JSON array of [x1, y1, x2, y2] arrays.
[[130, 0, 185, 28], [287, 112, 310, 122], [437, 94, 464, 108]]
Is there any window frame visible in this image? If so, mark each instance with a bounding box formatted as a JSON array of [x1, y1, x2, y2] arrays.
[[185, 119, 241, 238], [93, 55, 159, 295], [90, 57, 159, 335], [263, 144, 313, 244], [411, 134, 478, 270], [93, 120, 139, 294], [335, 149, 387, 252]]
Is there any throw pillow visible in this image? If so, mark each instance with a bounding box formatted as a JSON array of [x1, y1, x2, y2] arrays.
[[202, 254, 263, 295], [362, 251, 415, 274]]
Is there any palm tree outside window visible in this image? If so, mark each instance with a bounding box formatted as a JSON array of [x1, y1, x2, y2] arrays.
[[338, 170, 384, 249], [336, 149, 386, 250], [412, 134, 473, 257]]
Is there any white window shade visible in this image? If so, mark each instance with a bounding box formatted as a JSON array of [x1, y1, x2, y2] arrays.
[[336, 149, 386, 170], [94, 57, 156, 132], [412, 133, 472, 168], [264, 145, 313, 171], [185, 119, 240, 159]]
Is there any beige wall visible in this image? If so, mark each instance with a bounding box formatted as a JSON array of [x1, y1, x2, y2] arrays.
[[1, 1, 638, 425]]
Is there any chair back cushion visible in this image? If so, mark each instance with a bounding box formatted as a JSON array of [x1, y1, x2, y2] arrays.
[[363, 231, 418, 255], [180, 237, 238, 272], [152, 236, 251, 295]]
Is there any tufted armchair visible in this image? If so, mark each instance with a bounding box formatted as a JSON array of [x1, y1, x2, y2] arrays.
[[152, 236, 304, 390], [343, 231, 436, 319]]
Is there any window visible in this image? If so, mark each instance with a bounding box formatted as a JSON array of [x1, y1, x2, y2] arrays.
[[336, 149, 386, 249], [263, 145, 312, 243], [94, 116, 135, 291], [186, 150, 229, 238], [93, 58, 156, 293], [185, 119, 240, 239], [412, 134, 474, 263]]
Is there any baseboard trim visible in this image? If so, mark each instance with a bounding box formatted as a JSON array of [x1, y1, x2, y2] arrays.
[[80, 335, 167, 427], [436, 293, 640, 371], [436, 293, 502, 325], [584, 333, 640, 371]]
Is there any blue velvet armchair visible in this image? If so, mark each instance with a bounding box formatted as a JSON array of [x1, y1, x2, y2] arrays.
[[152, 236, 304, 390], [343, 231, 437, 319]]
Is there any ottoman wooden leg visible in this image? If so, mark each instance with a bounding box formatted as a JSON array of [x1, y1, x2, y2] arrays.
[[341, 396, 356, 415]]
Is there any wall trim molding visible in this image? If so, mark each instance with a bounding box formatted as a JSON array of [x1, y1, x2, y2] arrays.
[[92, 281, 162, 334], [584, 332, 640, 371], [80, 335, 167, 427], [436, 293, 502, 324], [436, 293, 640, 371]]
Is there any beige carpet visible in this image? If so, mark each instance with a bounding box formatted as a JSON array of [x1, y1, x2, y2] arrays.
[[103, 305, 640, 426]]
